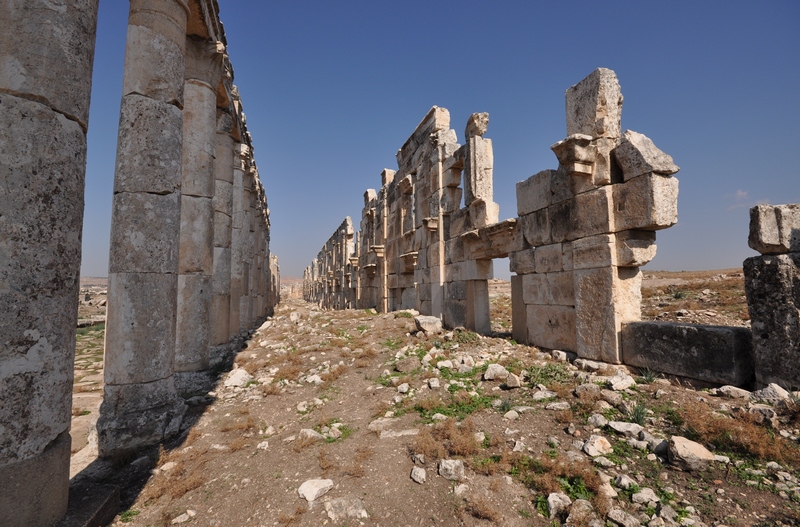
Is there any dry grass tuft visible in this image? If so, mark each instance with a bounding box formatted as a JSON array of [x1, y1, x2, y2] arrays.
[[412, 418, 479, 460], [229, 436, 250, 452], [275, 364, 302, 381], [344, 446, 373, 478], [320, 364, 347, 389], [260, 382, 282, 396], [371, 401, 391, 418], [277, 504, 306, 525], [679, 401, 800, 463], [466, 495, 502, 522], [523, 454, 607, 517], [220, 415, 257, 433], [318, 450, 338, 476], [554, 408, 575, 424]]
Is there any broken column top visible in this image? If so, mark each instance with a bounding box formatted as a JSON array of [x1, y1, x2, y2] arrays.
[[749, 204, 800, 254], [565, 67, 623, 139], [614, 130, 680, 181], [465, 112, 489, 139]]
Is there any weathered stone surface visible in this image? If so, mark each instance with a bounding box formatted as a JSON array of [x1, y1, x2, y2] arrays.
[[113, 94, 184, 194], [97, 378, 186, 456], [565, 67, 623, 139], [174, 274, 212, 372], [438, 459, 465, 480], [122, 2, 187, 104], [0, 433, 71, 527], [583, 435, 613, 457], [298, 479, 334, 501], [748, 204, 800, 255], [668, 436, 714, 471], [614, 130, 679, 181], [104, 272, 178, 385], [395, 356, 421, 373], [0, 94, 85, 464], [178, 195, 213, 274], [484, 363, 509, 381], [108, 191, 181, 274], [181, 80, 217, 198], [0, 0, 99, 126], [324, 497, 368, 520], [547, 492, 572, 519], [613, 174, 678, 232], [415, 315, 443, 334], [621, 322, 754, 386], [527, 304, 577, 351]]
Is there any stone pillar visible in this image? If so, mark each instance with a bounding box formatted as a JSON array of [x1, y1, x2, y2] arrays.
[[0, 1, 98, 524], [744, 204, 800, 389], [99, 0, 189, 457], [211, 110, 234, 346], [174, 37, 222, 372], [229, 144, 248, 337]]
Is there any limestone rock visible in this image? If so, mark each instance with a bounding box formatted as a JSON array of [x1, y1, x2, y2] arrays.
[[751, 383, 790, 404], [298, 479, 334, 501], [718, 385, 751, 399], [547, 492, 572, 519], [614, 130, 679, 181], [608, 373, 636, 391], [410, 466, 426, 484], [607, 507, 642, 527], [565, 68, 623, 139], [583, 435, 613, 457], [224, 369, 253, 388], [588, 414, 609, 427], [632, 487, 660, 504], [608, 421, 644, 438], [668, 436, 714, 471], [505, 373, 521, 388], [324, 497, 368, 521], [484, 363, 509, 380], [438, 459, 465, 481], [566, 499, 597, 526], [298, 429, 325, 441], [415, 315, 443, 334]]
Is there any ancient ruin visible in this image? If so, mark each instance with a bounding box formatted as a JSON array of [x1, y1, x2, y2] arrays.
[[2, 1, 800, 525], [305, 68, 679, 364], [1, 1, 277, 525], [745, 204, 800, 390]]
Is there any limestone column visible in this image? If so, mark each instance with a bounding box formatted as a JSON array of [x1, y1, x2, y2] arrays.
[[0, 2, 98, 524], [98, 0, 189, 457], [211, 110, 235, 347], [174, 37, 223, 372], [229, 144, 248, 337]]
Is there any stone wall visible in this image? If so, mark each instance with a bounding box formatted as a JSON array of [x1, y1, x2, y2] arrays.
[[0, 1, 278, 524], [305, 68, 679, 368]]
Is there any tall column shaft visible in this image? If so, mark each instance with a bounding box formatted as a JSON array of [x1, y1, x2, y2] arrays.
[[99, 0, 189, 457], [229, 144, 248, 337], [211, 114, 234, 346], [0, 1, 98, 524], [175, 37, 222, 372]]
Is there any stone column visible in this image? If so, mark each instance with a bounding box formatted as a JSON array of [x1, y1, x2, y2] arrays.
[[98, 0, 189, 457], [229, 144, 248, 337], [211, 110, 234, 347], [0, 2, 98, 524], [174, 37, 222, 372]]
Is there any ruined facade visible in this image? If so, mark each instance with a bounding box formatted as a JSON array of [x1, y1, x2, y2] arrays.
[[0, 1, 278, 525], [305, 68, 679, 364]]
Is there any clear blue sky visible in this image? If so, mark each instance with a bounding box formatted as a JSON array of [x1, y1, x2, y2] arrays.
[[82, 1, 800, 279]]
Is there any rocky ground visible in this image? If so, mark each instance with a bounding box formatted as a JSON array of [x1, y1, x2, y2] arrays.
[[71, 273, 800, 527]]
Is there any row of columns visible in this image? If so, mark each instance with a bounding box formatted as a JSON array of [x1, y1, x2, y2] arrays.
[[98, 0, 277, 457], [0, 1, 278, 525]]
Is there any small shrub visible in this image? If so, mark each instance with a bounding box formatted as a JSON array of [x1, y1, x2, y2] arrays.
[[466, 495, 502, 522], [629, 403, 648, 425], [119, 509, 140, 523]]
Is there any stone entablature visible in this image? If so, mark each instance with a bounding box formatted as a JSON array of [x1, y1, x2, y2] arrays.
[[305, 68, 679, 366]]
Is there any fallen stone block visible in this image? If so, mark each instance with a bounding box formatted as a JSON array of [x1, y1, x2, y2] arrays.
[[621, 322, 754, 386], [613, 130, 679, 181]]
